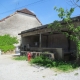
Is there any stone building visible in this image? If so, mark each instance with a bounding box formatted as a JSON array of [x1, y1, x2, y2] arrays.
[[0, 8, 42, 40]]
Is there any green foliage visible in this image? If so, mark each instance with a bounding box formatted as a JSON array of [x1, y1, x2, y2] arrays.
[[31, 56, 52, 67], [0, 34, 18, 46], [49, 7, 80, 60], [30, 56, 79, 71], [0, 45, 15, 52], [54, 7, 74, 19], [0, 34, 18, 52], [13, 56, 27, 60], [55, 61, 73, 71]]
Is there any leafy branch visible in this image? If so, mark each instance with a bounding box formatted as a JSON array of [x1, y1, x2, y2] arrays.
[[49, 7, 80, 60]]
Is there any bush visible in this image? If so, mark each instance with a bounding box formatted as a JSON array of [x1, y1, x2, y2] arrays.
[[0, 34, 18, 52], [0, 34, 18, 46], [31, 56, 53, 67], [0, 45, 15, 52], [55, 61, 73, 71], [30, 56, 79, 72]]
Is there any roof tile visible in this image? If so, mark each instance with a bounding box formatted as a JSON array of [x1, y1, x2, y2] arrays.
[[17, 8, 36, 16]]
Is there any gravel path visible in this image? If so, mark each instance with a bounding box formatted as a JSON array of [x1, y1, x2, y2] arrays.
[[0, 55, 80, 80]]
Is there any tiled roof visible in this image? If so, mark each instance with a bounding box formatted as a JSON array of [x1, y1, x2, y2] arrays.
[[19, 16, 80, 35], [0, 13, 16, 22], [17, 8, 42, 24], [0, 16, 10, 22], [17, 8, 36, 16], [0, 8, 41, 23]]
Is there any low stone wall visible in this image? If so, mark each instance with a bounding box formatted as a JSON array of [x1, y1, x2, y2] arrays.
[[27, 52, 55, 60]]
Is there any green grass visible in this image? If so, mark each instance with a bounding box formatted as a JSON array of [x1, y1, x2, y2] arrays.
[[30, 56, 79, 72], [55, 62, 73, 71], [0, 34, 18, 52], [13, 56, 27, 60]]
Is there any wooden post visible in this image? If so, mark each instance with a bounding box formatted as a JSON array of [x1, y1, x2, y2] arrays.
[[67, 32, 71, 52], [39, 34, 41, 48], [46, 35, 48, 47]]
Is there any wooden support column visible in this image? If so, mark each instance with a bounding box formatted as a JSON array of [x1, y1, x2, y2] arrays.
[[46, 35, 48, 47], [67, 32, 71, 52], [39, 34, 42, 48]]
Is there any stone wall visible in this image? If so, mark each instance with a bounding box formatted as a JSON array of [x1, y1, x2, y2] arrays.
[[0, 12, 42, 40]]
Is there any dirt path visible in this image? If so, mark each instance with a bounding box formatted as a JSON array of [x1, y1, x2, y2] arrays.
[[0, 55, 80, 80]]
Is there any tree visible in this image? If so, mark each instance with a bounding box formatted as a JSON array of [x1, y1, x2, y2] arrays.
[[69, 0, 80, 8], [49, 7, 80, 61]]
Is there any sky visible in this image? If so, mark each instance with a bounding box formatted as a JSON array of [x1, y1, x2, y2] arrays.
[[0, 0, 80, 25]]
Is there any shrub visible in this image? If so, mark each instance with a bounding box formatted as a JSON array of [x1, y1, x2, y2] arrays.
[[0, 45, 15, 52], [31, 56, 53, 67], [31, 56, 43, 64], [0, 34, 18, 52], [0, 34, 18, 46], [56, 63, 73, 71], [30, 56, 79, 72]]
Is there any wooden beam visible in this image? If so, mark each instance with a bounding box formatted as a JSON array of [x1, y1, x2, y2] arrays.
[[39, 34, 41, 48], [21, 28, 52, 37], [67, 32, 71, 51], [46, 35, 48, 47]]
